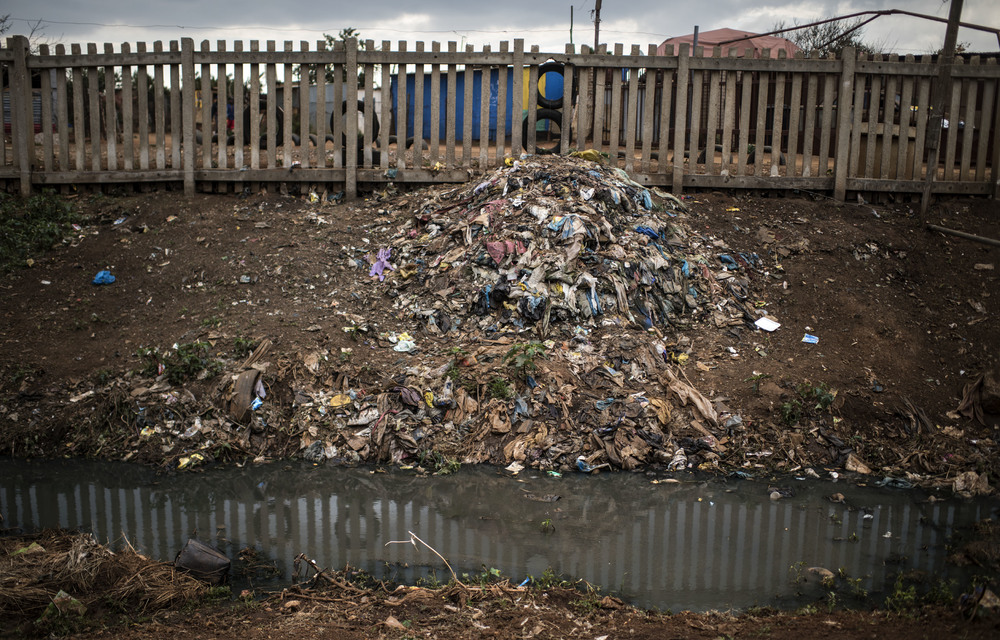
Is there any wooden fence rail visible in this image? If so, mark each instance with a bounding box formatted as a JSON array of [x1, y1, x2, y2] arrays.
[[2, 35, 999, 201]]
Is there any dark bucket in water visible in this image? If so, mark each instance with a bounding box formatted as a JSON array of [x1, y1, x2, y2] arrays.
[[174, 538, 230, 585]]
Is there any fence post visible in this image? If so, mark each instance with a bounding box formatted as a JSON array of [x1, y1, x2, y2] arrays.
[[512, 39, 524, 157], [10, 35, 33, 195], [181, 38, 196, 195], [672, 44, 690, 194], [345, 38, 358, 199], [993, 83, 1000, 200], [833, 46, 856, 202]]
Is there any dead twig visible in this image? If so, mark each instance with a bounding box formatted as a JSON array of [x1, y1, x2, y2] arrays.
[[385, 531, 465, 587], [292, 553, 367, 594]]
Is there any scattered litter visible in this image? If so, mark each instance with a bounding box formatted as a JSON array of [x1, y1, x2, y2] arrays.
[[177, 453, 204, 469], [92, 270, 115, 285], [174, 538, 230, 585], [505, 461, 524, 474], [369, 247, 395, 281], [845, 453, 872, 475], [754, 317, 780, 332], [801, 333, 819, 344]]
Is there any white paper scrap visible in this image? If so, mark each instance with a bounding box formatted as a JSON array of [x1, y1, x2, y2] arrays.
[[754, 317, 781, 332]]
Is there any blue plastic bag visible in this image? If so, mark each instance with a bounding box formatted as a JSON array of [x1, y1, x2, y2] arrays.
[[92, 270, 115, 285]]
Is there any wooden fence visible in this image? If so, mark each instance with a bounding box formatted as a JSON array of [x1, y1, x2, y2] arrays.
[[2, 35, 999, 201]]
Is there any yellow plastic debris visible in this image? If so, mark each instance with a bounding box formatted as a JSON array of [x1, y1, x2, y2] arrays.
[[329, 394, 352, 408], [178, 453, 204, 469], [569, 149, 604, 164]]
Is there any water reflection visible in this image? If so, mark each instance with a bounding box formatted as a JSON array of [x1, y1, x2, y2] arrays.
[[1, 458, 993, 611]]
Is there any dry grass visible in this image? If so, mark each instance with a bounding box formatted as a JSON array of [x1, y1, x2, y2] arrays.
[[0, 530, 207, 621]]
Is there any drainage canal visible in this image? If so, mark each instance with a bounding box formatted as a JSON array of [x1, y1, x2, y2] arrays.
[[1, 458, 993, 611]]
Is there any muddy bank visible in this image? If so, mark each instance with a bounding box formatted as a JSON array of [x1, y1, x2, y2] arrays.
[[2, 530, 999, 639], [0, 157, 998, 490]]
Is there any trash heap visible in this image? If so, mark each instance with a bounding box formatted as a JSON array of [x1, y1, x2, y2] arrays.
[[279, 155, 773, 473], [387, 155, 760, 335]]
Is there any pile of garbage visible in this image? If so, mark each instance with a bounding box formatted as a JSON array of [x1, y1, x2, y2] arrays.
[[386, 155, 760, 335], [279, 155, 774, 473]]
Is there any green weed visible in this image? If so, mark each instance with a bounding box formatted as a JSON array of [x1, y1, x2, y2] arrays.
[[233, 335, 258, 358], [415, 571, 442, 588], [0, 191, 82, 272], [505, 341, 547, 378], [569, 583, 603, 612], [532, 568, 572, 590], [798, 381, 835, 411], [487, 376, 513, 400], [745, 372, 771, 396], [885, 575, 918, 613], [788, 561, 807, 585], [417, 450, 460, 475], [924, 579, 955, 606], [137, 341, 222, 385], [781, 399, 804, 426], [781, 380, 836, 426], [461, 566, 504, 588]]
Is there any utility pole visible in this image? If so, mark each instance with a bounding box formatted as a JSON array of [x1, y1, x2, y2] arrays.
[[593, 0, 602, 52], [920, 0, 964, 219], [570, 6, 574, 45]]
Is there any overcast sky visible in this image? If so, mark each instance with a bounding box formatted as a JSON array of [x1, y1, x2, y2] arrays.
[[4, 1, 999, 55]]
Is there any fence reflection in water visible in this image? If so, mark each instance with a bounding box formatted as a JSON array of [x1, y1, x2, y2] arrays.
[[0, 459, 989, 611]]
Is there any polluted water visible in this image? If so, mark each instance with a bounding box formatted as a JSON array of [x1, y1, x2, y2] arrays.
[[2, 457, 996, 612]]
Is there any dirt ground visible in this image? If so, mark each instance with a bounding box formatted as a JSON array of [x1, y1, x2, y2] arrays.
[[1, 158, 998, 487], [73, 593, 1000, 640]]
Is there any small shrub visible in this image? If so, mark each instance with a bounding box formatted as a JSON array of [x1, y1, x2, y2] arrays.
[[0, 191, 82, 272], [488, 376, 513, 400], [570, 584, 603, 612], [780, 380, 836, 426], [781, 399, 803, 426], [885, 575, 918, 613], [233, 335, 258, 358], [137, 341, 222, 385], [798, 381, 835, 411], [505, 341, 547, 378]]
